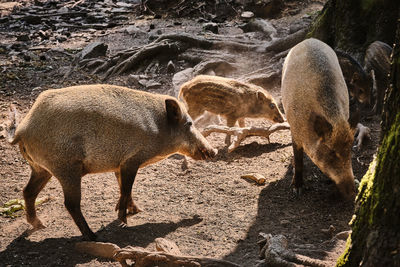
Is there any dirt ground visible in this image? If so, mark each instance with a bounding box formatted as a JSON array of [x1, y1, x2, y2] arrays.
[[0, 1, 381, 266]]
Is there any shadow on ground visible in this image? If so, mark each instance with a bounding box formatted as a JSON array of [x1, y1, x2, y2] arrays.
[[222, 158, 356, 265], [0, 216, 202, 266]]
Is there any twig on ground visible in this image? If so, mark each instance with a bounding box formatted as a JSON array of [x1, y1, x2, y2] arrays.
[[202, 122, 290, 152]]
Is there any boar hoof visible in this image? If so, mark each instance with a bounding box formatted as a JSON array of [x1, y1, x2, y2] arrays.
[[127, 204, 142, 215], [83, 232, 97, 241], [181, 157, 189, 170], [28, 217, 46, 231], [25, 222, 46, 236], [291, 187, 303, 198]]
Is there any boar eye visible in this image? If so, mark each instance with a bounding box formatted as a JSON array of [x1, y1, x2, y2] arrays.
[[185, 121, 193, 127], [269, 103, 275, 109]]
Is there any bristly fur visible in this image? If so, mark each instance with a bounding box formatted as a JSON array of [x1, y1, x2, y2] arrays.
[[335, 49, 368, 80], [7, 104, 20, 144]]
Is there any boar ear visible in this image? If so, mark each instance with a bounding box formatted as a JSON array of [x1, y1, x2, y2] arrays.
[[311, 112, 332, 140], [165, 99, 182, 124], [257, 91, 267, 101]]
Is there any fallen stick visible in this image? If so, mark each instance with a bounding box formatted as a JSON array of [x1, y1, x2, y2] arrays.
[[76, 238, 241, 267], [202, 122, 290, 152], [259, 234, 330, 267]]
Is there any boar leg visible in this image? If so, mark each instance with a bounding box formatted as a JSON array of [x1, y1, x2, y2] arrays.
[[114, 171, 142, 216], [58, 172, 96, 241], [291, 139, 304, 195], [23, 165, 52, 231], [375, 79, 385, 114], [225, 117, 237, 145], [116, 162, 139, 225], [238, 118, 245, 127]]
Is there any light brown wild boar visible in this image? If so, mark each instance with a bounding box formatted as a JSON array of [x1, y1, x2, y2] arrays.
[[178, 75, 284, 144], [281, 38, 358, 199], [7, 84, 217, 240]]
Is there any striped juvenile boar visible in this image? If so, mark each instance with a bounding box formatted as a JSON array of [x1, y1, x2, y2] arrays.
[[179, 75, 284, 144], [281, 38, 358, 199], [7, 84, 217, 240]]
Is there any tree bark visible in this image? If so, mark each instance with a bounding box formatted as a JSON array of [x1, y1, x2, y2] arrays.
[[308, 0, 399, 58], [336, 19, 400, 267]]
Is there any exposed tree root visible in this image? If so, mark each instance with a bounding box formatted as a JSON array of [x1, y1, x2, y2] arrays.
[[88, 29, 308, 80], [75, 238, 241, 267], [103, 40, 184, 79], [202, 122, 290, 152], [264, 28, 308, 53]]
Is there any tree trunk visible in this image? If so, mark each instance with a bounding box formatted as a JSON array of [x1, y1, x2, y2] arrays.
[[336, 20, 400, 267], [308, 0, 399, 58]]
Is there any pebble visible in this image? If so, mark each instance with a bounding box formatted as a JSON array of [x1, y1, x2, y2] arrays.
[[241, 11, 254, 19]]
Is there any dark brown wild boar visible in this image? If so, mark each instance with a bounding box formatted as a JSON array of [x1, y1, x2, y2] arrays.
[[336, 50, 372, 105], [364, 41, 392, 114], [7, 84, 217, 240], [179, 75, 284, 144], [281, 38, 358, 199]]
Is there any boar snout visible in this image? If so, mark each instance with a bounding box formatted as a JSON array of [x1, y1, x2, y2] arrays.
[[274, 115, 285, 123], [191, 143, 218, 160], [336, 178, 356, 200]]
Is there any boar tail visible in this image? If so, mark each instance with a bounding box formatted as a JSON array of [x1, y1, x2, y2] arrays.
[[6, 104, 20, 144]]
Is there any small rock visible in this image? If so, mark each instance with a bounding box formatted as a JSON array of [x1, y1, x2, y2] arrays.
[[125, 25, 138, 34], [79, 42, 108, 60], [58, 6, 69, 13], [167, 60, 175, 73], [240, 18, 277, 38], [38, 30, 51, 40], [202, 69, 215, 76], [56, 35, 68, 42], [203, 22, 218, 34], [146, 80, 162, 89], [172, 68, 194, 96], [321, 225, 336, 236], [127, 74, 141, 86], [241, 11, 254, 19], [138, 79, 148, 87]]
